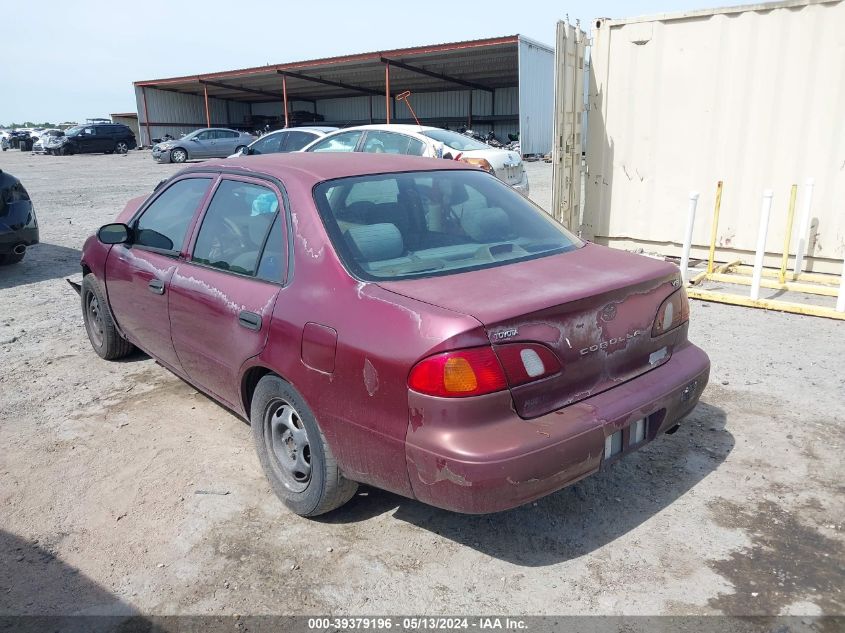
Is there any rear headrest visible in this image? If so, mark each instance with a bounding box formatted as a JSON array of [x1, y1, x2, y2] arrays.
[[345, 223, 404, 262], [460, 207, 510, 242]]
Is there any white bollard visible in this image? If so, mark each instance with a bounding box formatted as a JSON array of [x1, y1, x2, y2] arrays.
[[837, 255, 845, 313], [793, 178, 815, 275], [750, 190, 774, 301], [680, 192, 699, 284]]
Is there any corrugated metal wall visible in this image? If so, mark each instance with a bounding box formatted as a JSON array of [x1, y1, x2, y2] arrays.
[[518, 36, 555, 155], [584, 0, 845, 272], [134, 85, 523, 144], [135, 87, 251, 144], [134, 39, 556, 153]]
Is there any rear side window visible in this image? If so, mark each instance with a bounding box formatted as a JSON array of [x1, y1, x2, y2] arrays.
[[134, 178, 211, 252], [361, 131, 425, 156], [192, 180, 279, 276], [307, 131, 362, 152], [282, 131, 317, 151], [256, 214, 285, 282], [313, 170, 582, 281]]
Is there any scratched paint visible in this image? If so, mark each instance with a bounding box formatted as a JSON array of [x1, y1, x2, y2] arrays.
[[363, 358, 379, 396]]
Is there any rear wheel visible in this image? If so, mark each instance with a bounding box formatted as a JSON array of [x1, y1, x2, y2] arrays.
[[81, 273, 134, 360], [251, 375, 357, 516], [235, 145, 247, 155], [170, 148, 187, 163]]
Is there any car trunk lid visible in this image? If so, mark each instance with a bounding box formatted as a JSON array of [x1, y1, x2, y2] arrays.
[[379, 243, 684, 418]]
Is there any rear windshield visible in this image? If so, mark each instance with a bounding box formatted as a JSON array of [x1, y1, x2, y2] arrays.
[[421, 130, 490, 151], [313, 169, 582, 281]]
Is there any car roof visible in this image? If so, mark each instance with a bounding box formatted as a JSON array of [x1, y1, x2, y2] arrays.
[[187, 153, 474, 186], [330, 124, 438, 134], [262, 126, 338, 136]]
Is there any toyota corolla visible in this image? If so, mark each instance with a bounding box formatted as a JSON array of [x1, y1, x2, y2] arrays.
[[75, 154, 709, 516]]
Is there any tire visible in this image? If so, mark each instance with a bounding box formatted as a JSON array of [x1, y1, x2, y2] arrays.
[[251, 375, 357, 516], [81, 273, 134, 360], [235, 145, 247, 155], [170, 148, 187, 163], [115, 141, 129, 154]]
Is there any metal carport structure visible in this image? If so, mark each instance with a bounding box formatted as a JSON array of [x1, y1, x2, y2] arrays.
[[133, 35, 553, 155]]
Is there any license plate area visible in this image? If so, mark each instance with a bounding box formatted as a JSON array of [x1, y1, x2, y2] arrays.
[[603, 410, 665, 465]]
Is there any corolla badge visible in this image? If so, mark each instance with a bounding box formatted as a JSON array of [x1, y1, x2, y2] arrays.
[[580, 330, 643, 356]]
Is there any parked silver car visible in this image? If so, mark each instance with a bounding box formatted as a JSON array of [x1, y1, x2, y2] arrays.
[[152, 128, 255, 164]]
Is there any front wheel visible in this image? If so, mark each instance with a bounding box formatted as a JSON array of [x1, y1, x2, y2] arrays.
[[115, 141, 129, 154], [170, 148, 187, 163], [251, 375, 357, 516], [81, 273, 134, 360]]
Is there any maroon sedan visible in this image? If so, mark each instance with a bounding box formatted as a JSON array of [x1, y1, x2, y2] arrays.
[[77, 154, 709, 516]]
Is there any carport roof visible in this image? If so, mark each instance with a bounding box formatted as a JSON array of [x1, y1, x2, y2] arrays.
[[134, 35, 541, 103]]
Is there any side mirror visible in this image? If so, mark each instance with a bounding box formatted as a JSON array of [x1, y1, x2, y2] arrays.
[[98, 223, 131, 245]]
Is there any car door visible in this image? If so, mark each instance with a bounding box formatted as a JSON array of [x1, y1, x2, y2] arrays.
[[77, 126, 97, 153], [95, 126, 113, 152], [217, 130, 240, 155], [105, 176, 214, 371], [168, 176, 287, 409], [190, 130, 214, 158]]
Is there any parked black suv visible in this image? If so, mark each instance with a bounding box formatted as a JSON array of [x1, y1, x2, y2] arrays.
[[47, 123, 136, 155]]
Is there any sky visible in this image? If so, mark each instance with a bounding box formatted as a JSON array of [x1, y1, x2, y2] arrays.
[[1, 0, 719, 124]]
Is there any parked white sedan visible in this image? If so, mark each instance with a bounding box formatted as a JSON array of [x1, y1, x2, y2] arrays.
[[228, 126, 338, 158], [301, 124, 528, 195]]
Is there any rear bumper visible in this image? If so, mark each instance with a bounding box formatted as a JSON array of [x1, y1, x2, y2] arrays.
[[0, 227, 39, 254], [404, 342, 710, 514], [511, 171, 530, 196]]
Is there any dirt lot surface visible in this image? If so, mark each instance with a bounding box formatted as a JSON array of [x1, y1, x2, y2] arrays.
[[1, 150, 843, 618]]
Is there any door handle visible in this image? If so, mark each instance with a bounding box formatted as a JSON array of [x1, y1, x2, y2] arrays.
[[238, 311, 262, 331], [148, 279, 165, 295]]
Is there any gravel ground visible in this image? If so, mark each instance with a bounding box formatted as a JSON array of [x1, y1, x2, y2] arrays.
[[0, 150, 843, 618]]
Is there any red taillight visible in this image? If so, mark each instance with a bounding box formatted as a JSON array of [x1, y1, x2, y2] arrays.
[[409, 346, 507, 397], [494, 343, 562, 386], [652, 288, 690, 336], [408, 343, 562, 398]]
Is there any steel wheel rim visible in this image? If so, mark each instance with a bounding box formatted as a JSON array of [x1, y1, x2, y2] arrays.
[[85, 291, 105, 348], [264, 400, 311, 492]]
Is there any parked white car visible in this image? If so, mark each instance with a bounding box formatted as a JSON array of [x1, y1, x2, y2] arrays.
[[301, 124, 528, 195], [228, 126, 338, 158]]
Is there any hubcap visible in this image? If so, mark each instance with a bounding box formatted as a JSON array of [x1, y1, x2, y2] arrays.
[[86, 292, 104, 348], [117, 142, 128, 153], [265, 401, 311, 492], [172, 150, 185, 162]]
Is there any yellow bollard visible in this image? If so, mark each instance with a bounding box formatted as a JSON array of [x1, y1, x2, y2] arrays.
[[706, 181, 723, 274], [779, 184, 798, 284]]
